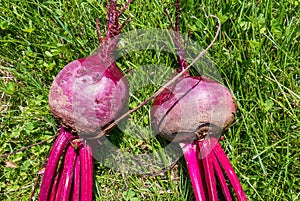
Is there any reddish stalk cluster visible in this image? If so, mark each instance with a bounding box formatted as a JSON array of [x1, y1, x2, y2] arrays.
[[180, 140, 247, 201], [38, 128, 93, 201]]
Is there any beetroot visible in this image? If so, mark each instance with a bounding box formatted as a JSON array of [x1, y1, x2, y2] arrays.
[[35, 1, 132, 200], [49, 55, 129, 136], [49, 0, 130, 137], [151, 76, 237, 142], [150, 1, 247, 200]]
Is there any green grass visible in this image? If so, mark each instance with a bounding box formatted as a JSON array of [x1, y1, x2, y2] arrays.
[[0, 0, 299, 200]]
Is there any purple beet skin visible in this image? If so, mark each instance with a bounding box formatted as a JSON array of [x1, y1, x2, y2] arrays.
[[49, 54, 129, 136], [151, 76, 237, 142]]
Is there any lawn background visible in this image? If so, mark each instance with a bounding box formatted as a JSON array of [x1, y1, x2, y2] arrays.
[[0, 0, 299, 200]]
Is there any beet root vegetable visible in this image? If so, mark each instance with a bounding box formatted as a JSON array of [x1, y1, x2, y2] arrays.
[[37, 1, 132, 200], [151, 76, 247, 201], [151, 76, 236, 142], [49, 56, 129, 136], [151, 1, 247, 200]]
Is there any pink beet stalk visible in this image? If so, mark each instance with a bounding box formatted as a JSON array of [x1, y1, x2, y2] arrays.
[[49, 164, 63, 201], [80, 142, 93, 201], [179, 143, 207, 201], [55, 143, 78, 201], [211, 151, 232, 201], [199, 140, 218, 201], [71, 154, 81, 201], [38, 128, 76, 201], [214, 142, 247, 201]]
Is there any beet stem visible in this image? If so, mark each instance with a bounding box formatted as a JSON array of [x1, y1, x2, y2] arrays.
[[214, 142, 248, 201], [71, 153, 81, 201], [211, 149, 232, 201], [55, 143, 78, 201], [179, 143, 207, 201], [199, 140, 218, 201], [38, 128, 76, 201], [80, 141, 93, 201], [49, 162, 63, 201], [164, 2, 188, 73]]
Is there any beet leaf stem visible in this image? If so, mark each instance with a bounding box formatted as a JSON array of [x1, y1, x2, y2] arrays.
[[211, 149, 232, 201], [38, 128, 76, 201], [214, 142, 248, 201], [71, 154, 81, 201], [179, 143, 207, 201], [199, 140, 218, 201], [80, 141, 93, 201], [55, 143, 77, 201], [49, 162, 63, 201]]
